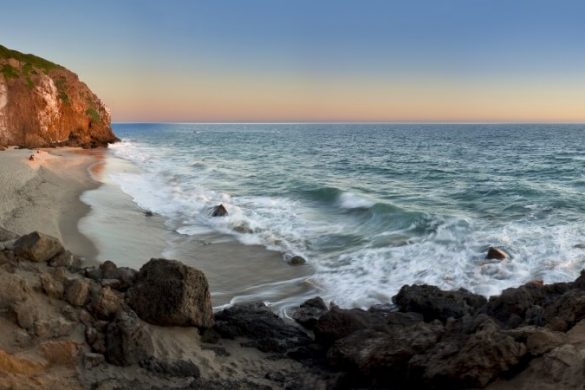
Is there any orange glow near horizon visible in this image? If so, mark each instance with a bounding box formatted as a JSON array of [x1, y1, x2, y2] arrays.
[[84, 65, 585, 124]]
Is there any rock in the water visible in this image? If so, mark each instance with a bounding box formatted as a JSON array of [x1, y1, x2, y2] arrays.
[[211, 204, 228, 217], [105, 310, 154, 366], [65, 279, 90, 307], [13, 232, 63, 262], [127, 259, 213, 328], [486, 247, 508, 260], [292, 297, 328, 329], [393, 284, 487, 322], [288, 255, 306, 266], [214, 303, 312, 353]]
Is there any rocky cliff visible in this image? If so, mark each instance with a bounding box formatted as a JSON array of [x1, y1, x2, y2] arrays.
[[0, 44, 118, 148]]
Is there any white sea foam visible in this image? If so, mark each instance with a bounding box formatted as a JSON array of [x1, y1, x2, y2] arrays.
[[338, 192, 375, 209], [108, 139, 585, 309]]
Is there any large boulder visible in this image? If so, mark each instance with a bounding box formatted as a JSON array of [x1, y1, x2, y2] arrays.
[[214, 303, 312, 353], [127, 259, 213, 328], [13, 232, 63, 262], [393, 284, 487, 322]]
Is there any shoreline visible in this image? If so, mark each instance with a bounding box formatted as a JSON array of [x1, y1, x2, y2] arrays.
[[0, 147, 101, 263]]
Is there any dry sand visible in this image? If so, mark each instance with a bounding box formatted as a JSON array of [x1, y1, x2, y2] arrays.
[[0, 147, 101, 262]]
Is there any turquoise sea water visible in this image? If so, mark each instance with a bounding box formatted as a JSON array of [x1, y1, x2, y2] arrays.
[[105, 123, 585, 307]]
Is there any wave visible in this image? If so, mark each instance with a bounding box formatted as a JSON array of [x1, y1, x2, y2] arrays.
[[108, 138, 585, 309]]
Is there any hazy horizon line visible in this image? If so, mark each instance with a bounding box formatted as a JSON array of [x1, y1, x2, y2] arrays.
[[112, 121, 585, 125]]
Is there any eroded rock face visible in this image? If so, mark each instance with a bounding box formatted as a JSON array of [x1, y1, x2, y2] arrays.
[[0, 44, 117, 148], [127, 259, 214, 328]]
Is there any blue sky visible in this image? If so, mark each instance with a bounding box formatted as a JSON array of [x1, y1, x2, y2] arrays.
[[2, 0, 585, 122]]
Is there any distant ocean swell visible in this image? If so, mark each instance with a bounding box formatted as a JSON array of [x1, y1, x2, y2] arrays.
[[106, 123, 585, 308]]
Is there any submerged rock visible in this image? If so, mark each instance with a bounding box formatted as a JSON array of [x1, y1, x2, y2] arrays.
[[288, 255, 306, 266], [211, 204, 228, 217], [13, 232, 63, 262], [127, 259, 213, 328]]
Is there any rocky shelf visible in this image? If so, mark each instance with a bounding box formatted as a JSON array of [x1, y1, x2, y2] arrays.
[[0, 226, 584, 389]]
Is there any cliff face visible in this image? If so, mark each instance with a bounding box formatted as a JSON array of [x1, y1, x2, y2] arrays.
[[0, 44, 118, 148]]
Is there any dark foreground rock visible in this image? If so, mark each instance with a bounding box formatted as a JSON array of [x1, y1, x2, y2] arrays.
[[4, 226, 585, 389], [214, 303, 312, 353], [127, 258, 214, 328]]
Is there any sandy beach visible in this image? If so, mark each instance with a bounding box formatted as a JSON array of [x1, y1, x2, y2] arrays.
[[0, 147, 101, 262]]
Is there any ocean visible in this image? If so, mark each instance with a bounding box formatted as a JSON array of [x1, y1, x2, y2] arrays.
[[80, 123, 585, 310]]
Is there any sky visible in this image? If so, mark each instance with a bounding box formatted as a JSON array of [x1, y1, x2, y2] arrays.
[[1, 0, 585, 123]]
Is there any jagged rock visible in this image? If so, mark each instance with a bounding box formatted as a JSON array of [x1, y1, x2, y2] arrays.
[[13, 232, 63, 262], [543, 289, 585, 329], [90, 286, 121, 319], [39, 272, 64, 299], [65, 278, 90, 307], [486, 247, 508, 260], [393, 284, 487, 322], [105, 309, 154, 366], [327, 321, 444, 387], [140, 357, 201, 378], [288, 256, 306, 265], [313, 306, 387, 346], [409, 318, 526, 388], [214, 303, 312, 353], [127, 259, 213, 328], [292, 297, 328, 329], [211, 204, 228, 217]]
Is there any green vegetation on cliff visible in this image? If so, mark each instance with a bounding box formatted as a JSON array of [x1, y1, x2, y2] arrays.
[[0, 44, 61, 72]]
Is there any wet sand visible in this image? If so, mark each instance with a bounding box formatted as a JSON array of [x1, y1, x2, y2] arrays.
[[0, 147, 101, 262], [79, 152, 318, 310]]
